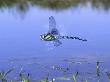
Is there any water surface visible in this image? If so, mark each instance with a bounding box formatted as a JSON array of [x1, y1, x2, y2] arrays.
[[0, 0, 110, 82]]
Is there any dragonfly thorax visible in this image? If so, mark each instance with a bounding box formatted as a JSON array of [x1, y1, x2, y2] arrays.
[[40, 33, 58, 41]]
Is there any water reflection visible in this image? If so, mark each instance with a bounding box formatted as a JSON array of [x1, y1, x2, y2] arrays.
[[91, 0, 110, 11], [0, 0, 110, 12], [0, 0, 110, 82]]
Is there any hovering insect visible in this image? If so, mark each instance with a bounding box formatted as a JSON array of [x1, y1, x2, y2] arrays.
[[40, 16, 62, 47], [40, 16, 87, 47]]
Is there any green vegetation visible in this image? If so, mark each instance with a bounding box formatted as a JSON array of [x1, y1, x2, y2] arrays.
[[0, 69, 13, 82], [0, 69, 109, 82], [0, 61, 109, 82], [0, 0, 110, 12], [72, 71, 78, 82], [106, 72, 110, 82], [91, 0, 110, 11], [19, 72, 30, 82]]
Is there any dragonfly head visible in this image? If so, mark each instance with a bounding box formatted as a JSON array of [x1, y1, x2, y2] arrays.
[[40, 34, 45, 41]]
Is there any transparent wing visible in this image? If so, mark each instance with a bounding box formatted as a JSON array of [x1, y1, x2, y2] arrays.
[[53, 40, 62, 47], [49, 16, 59, 35], [49, 16, 56, 29]]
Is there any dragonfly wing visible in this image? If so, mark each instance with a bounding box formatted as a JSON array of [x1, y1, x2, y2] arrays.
[[49, 16, 59, 35], [53, 40, 62, 47], [49, 16, 56, 29]]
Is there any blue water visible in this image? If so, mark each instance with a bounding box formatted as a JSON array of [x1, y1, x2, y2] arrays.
[[0, 1, 110, 82]]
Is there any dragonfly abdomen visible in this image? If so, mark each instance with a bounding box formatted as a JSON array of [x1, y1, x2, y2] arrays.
[[59, 36, 87, 41]]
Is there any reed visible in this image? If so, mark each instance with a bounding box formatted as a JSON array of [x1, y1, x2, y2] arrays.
[[19, 72, 30, 82], [72, 71, 79, 82], [0, 69, 13, 82], [106, 72, 110, 82], [96, 61, 100, 76]]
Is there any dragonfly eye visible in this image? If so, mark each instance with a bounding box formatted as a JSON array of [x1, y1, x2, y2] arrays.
[[40, 35, 44, 40]]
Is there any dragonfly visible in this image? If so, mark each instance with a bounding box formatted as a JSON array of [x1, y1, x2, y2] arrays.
[[40, 16, 87, 47]]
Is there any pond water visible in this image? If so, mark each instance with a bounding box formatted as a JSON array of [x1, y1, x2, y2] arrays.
[[0, 0, 110, 82]]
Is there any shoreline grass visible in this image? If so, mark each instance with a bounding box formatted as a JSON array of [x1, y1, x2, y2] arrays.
[[0, 61, 109, 82]]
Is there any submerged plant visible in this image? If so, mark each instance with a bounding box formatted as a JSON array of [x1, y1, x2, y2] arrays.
[[51, 65, 69, 73], [56, 77, 71, 81]]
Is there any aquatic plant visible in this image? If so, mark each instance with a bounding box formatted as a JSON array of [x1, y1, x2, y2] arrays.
[[51, 65, 69, 73], [0, 60, 109, 82], [40, 77, 55, 82], [55, 76, 71, 81], [96, 61, 100, 76], [51, 78, 55, 82], [72, 71, 79, 82], [19, 72, 30, 82], [106, 71, 110, 82], [0, 69, 13, 82], [40, 77, 49, 82], [85, 79, 88, 82]]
